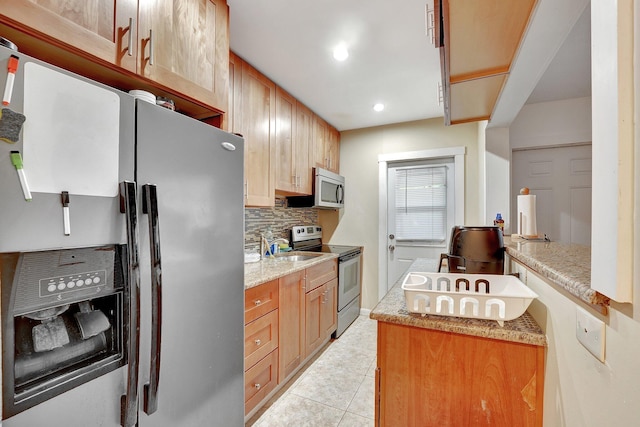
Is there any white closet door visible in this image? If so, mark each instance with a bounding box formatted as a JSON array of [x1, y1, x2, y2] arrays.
[[511, 144, 592, 244]]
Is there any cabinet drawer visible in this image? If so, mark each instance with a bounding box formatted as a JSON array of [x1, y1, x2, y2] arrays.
[[245, 349, 279, 415], [245, 309, 279, 370], [306, 259, 338, 292], [245, 279, 279, 324]]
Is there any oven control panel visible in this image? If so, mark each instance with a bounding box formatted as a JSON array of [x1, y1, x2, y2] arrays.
[[291, 225, 322, 242]]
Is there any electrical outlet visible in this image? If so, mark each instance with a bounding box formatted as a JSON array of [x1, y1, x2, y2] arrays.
[[576, 306, 605, 362]]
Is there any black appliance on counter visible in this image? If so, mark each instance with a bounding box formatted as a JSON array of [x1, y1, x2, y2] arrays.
[[438, 226, 505, 275], [290, 226, 362, 337]]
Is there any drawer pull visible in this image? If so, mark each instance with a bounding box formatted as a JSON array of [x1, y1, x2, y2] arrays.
[[255, 339, 261, 346], [254, 383, 261, 390], [254, 299, 262, 306]]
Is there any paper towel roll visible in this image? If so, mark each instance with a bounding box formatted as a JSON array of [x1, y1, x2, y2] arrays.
[[517, 194, 538, 237]]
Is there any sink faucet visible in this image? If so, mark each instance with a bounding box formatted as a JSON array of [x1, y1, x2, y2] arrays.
[[260, 235, 289, 259]]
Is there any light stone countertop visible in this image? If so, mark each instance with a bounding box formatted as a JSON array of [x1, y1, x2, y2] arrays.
[[244, 252, 339, 289], [370, 258, 547, 347], [504, 236, 609, 308]]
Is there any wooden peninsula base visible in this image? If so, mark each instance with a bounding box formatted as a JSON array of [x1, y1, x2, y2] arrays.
[[375, 321, 544, 426]]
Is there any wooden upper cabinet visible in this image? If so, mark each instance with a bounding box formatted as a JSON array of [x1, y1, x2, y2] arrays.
[[0, 0, 138, 72], [274, 86, 313, 196], [275, 87, 297, 193], [326, 125, 340, 173], [227, 51, 242, 133], [295, 101, 313, 194], [241, 61, 276, 207], [312, 115, 328, 170], [137, 0, 229, 111], [439, 0, 537, 125], [312, 115, 339, 173], [0, 0, 229, 117]]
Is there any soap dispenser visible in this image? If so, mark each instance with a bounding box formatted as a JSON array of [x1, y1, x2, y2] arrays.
[[494, 213, 505, 233]]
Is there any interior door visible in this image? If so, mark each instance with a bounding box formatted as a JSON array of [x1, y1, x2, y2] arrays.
[[387, 158, 455, 286], [511, 144, 592, 244]]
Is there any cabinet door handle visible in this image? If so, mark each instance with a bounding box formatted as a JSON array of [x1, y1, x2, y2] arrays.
[[254, 299, 262, 306], [254, 383, 261, 390], [148, 29, 154, 66], [255, 339, 261, 346], [127, 18, 135, 56]]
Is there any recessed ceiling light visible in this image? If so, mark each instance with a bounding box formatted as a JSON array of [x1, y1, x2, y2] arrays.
[[373, 103, 385, 112], [333, 44, 349, 61]]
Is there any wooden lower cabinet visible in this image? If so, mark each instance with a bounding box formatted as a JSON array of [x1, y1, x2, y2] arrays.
[[320, 278, 337, 337], [304, 284, 324, 357], [244, 280, 280, 416], [245, 279, 278, 324], [245, 349, 279, 415], [245, 309, 278, 370], [306, 258, 338, 291], [304, 278, 338, 358], [245, 259, 338, 417], [278, 271, 305, 382], [376, 321, 544, 427]]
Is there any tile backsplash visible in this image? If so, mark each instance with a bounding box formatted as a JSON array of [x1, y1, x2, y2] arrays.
[[245, 198, 318, 252]]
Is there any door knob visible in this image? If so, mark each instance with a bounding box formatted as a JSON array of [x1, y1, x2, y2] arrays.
[[389, 234, 395, 240], [389, 245, 395, 252]]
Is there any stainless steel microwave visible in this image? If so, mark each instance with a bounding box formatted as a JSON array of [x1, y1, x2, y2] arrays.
[[287, 168, 345, 209]]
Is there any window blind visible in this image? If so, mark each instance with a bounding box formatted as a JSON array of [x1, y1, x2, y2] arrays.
[[394, 166, 447, 242]]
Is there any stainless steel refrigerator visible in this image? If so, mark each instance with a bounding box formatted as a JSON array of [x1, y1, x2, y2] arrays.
[[0, 46, 245, 426]]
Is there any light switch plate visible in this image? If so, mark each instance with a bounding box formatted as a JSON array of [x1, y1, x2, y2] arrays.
[[576, 306, 606, 362]]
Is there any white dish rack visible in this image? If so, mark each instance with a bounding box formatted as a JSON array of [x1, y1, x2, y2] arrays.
[[401, 272, 538, 326]]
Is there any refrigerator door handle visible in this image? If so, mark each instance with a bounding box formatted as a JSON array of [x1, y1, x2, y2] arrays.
[[142, 184, 163, 415], [119, 181, 141, 427]]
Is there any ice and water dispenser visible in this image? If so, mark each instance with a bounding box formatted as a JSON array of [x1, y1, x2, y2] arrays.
[[0, 245, 127, 418]]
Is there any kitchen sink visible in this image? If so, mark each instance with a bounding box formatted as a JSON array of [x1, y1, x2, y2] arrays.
[[274, 253, 322, 262]]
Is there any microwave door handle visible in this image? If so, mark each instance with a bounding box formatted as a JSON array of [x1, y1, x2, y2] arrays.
[[337, 184, 344, 204], [142, 184, 163, 415], [119, 181, 141, 427]]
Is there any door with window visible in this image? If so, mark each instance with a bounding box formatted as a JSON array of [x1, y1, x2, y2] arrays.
[[387, 158, 455, 286]]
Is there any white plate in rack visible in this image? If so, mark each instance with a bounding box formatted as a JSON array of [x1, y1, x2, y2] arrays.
[[402, 272, 538, 326]]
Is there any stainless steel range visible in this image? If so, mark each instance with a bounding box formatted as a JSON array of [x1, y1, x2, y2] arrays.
[[290, 226, 362, 338]]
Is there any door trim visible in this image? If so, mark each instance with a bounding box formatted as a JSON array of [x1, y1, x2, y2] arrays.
[[377, 147, 465, 302]]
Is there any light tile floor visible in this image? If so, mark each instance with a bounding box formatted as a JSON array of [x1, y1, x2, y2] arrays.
[[246, 315, 377, 427]]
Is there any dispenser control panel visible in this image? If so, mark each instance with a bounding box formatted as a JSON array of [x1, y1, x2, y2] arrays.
[[39, 270, 107, 297]]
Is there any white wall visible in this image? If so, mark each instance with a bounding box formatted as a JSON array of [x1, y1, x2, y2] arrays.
[[484, 127, 511, 231], [507, 258, 640, 426], [510, 97, 592, 149], [503, 93, 639, 425], [323, 118, 480, 309], [484, 97, 593, 234]]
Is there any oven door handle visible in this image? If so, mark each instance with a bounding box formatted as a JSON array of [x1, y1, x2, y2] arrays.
[[119, 181, 141, 427], [142, 184, 162, 415]]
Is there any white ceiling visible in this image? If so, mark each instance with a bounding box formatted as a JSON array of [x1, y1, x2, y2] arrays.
[[227, 0, 591, 132]]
